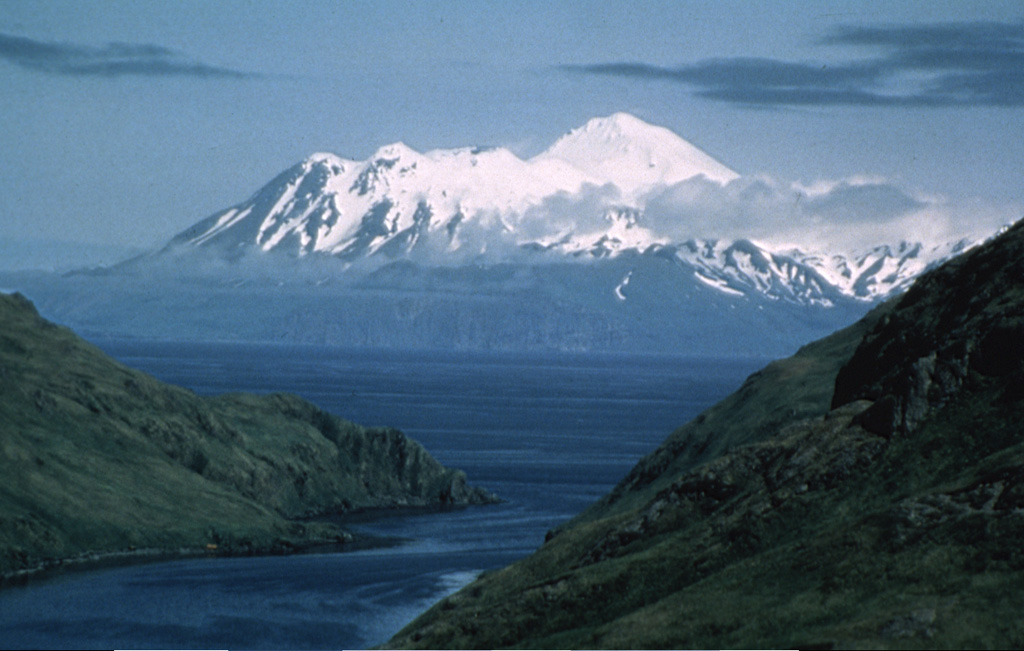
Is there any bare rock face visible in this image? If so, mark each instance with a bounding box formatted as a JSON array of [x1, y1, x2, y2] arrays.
[[833, 220, 1024, 436]]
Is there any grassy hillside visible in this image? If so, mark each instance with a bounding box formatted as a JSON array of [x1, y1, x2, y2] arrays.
[[0, 292, 495, 579], [564, 302, 886, 529], [387, 220, 1024, 649]]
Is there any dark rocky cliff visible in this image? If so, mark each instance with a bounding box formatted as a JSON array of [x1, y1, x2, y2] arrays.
[[833, 221, 1024, 436]]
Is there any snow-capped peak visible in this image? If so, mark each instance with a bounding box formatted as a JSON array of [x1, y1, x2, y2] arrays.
[[532, 113, 739, 192], [368, 141, 421, 163], [306, 152, 352, 168], [167, 113, 981, 306]]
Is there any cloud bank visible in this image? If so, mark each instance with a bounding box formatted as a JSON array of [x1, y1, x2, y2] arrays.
[[0, 32, 257, 78], [513, 173, 1019, 255], [563, 21, 1024, 107]]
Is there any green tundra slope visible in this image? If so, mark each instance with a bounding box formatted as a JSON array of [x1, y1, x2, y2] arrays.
[[0, 292, 495, 579], [388, 219, 1024, 650]]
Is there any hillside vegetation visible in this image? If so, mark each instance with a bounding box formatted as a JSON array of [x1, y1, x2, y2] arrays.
[[388, 219, 1024, 649], [0, 292, 494, 579]]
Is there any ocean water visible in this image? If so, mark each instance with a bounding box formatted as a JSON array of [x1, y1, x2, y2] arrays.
[[0, 342, 765, 649]]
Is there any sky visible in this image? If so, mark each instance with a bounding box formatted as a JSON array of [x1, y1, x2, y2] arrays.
[[1, 0, 1022, 269]]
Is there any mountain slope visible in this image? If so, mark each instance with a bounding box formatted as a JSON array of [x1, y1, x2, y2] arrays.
[[0, 292, 494, 580], [386, 218, 1024, 649], [16, 253, 871, 357]]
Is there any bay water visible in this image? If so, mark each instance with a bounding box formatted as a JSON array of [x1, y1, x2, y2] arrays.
[[0, 342, 765, 649]]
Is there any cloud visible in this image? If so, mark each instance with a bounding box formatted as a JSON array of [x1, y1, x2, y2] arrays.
[[562, 20, 1024, 107], [492, 172, 1018, 255], [638, 174, 1016, 251], [0, 32, 258, 78], [800, 181, 926, 223], [517, 183, 624, 240], [822, 21, 1024, 51]]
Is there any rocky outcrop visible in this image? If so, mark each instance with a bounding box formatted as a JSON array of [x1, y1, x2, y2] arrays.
[[833, 220, 1024, 436]]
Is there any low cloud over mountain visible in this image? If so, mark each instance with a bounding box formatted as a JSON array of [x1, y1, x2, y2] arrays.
[[637, 173, 1010, 252]]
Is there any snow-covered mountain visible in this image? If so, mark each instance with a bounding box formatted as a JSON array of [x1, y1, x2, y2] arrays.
[[654, 237, 975, 306], [173, 113, 731, 257], [533, 112, 738, 191], [166, 113, 974, 306]]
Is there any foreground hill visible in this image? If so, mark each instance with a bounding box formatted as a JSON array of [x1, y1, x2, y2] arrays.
[[0, 292, 495, 580], [387, 218, 1024, 649]]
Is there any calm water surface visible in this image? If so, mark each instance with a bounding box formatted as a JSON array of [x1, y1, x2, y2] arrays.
[[0, 342, 766, 649]]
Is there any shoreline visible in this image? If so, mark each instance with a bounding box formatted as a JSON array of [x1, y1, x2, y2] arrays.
[[0, 529, 405, 591], [0, 501, 501, 590]]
